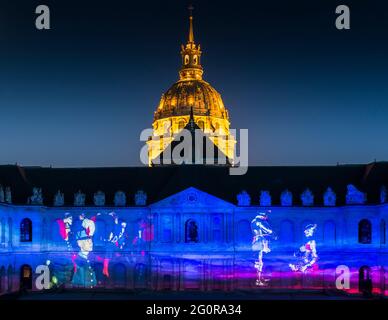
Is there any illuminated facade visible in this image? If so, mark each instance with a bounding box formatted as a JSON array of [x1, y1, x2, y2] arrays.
[[147, 12, 236, 165], [0, 164, 388, 296], [0, 11, 387, 300]]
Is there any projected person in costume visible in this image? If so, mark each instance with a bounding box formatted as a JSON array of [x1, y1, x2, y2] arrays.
[[107, 212, 128, 250], [49, 213, 77, 286], [71, 214, 97, 288], [132, 217, 154, 257], [56, 212, 74, 251], [289, 224, 318, 272], [251, 211, 276, 286]]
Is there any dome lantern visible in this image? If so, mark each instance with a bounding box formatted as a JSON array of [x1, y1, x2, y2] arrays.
[[179, 6, 203, 81]]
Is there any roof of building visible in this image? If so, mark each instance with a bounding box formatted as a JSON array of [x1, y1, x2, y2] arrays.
[[155, 108, 232, 166], [1, 162, 388, 206]]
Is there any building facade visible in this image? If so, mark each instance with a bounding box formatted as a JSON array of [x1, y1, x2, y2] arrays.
[[1, 11, 388, 297], [0, 168, 388, 295]]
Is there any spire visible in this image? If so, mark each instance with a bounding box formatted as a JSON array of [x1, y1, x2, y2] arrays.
[[179, 5, 203, 81], [188, 5, 194, 44], [188, 106, 195, 131]]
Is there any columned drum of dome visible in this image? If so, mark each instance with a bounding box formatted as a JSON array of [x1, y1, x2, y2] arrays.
[[147, 10, 236, 166]]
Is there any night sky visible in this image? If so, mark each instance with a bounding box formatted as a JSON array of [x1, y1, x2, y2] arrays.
[[0, 0, 387, 167]]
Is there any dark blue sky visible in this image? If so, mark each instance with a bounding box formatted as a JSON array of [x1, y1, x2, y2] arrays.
[[0, 0, 387, 167]]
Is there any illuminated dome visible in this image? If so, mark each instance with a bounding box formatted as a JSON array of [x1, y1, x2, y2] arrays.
[[147, 9, 236, 166], [154, 79, 229, 121]]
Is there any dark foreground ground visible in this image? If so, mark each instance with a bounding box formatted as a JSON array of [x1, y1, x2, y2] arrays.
[[0, 288, 385, 300]]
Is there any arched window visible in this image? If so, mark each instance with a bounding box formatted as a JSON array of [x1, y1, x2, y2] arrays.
[[359, 266, 372, 295], [184, 55, 189, 65], [185, 219, 199, 243], [20, 218, 32, 242], [163, 121, 171, 134], [178, 119, 185, 130], [381, 220, 386, 245], [193, 55, 198, 65], [197, 120, 205, 130], [358, 219, 372, 244], [20, 264, 32, 290]]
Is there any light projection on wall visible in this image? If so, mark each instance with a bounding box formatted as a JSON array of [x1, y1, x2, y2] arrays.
[[49, 212, 154, 288], [251, 211, 277, 286], [28, 208, 383, 295], [289, 224, 319, 272], [3, 190, 387, 297]]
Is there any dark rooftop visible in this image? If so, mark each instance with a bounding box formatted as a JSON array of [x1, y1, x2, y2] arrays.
[[0, 162, 388, 206]]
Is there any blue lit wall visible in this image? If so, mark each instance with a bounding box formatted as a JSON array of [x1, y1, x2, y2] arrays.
[[0, 187, 387, 295]]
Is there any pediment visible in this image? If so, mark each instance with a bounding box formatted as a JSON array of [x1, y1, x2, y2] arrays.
[[150, 187, 234, 209]]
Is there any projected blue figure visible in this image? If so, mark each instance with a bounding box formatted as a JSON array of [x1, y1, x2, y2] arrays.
[[251, 211, 276, 286], [106, 212, 128, 250], [289, 224, 318, 272], [71, 214, 97, 287]]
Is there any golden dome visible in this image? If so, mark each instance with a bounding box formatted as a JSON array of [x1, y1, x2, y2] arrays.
[[147, 7, 236, 166], [154, 79, 229, 121]]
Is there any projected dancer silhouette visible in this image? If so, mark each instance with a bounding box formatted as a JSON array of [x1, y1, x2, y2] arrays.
[[289, 224, 318, 272], [251, 211, 276, 286]]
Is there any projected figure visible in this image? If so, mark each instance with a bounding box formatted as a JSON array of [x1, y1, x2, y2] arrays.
[[107, 212, 128, 250], [132, 217, 154, 258], [51, 213, 76, 286], [71, 214, 97, 287], [289, 224, 318, 272], [56, 212, 74, 250], [133, 218, 154, 245], [251, 211, 276, 286]]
